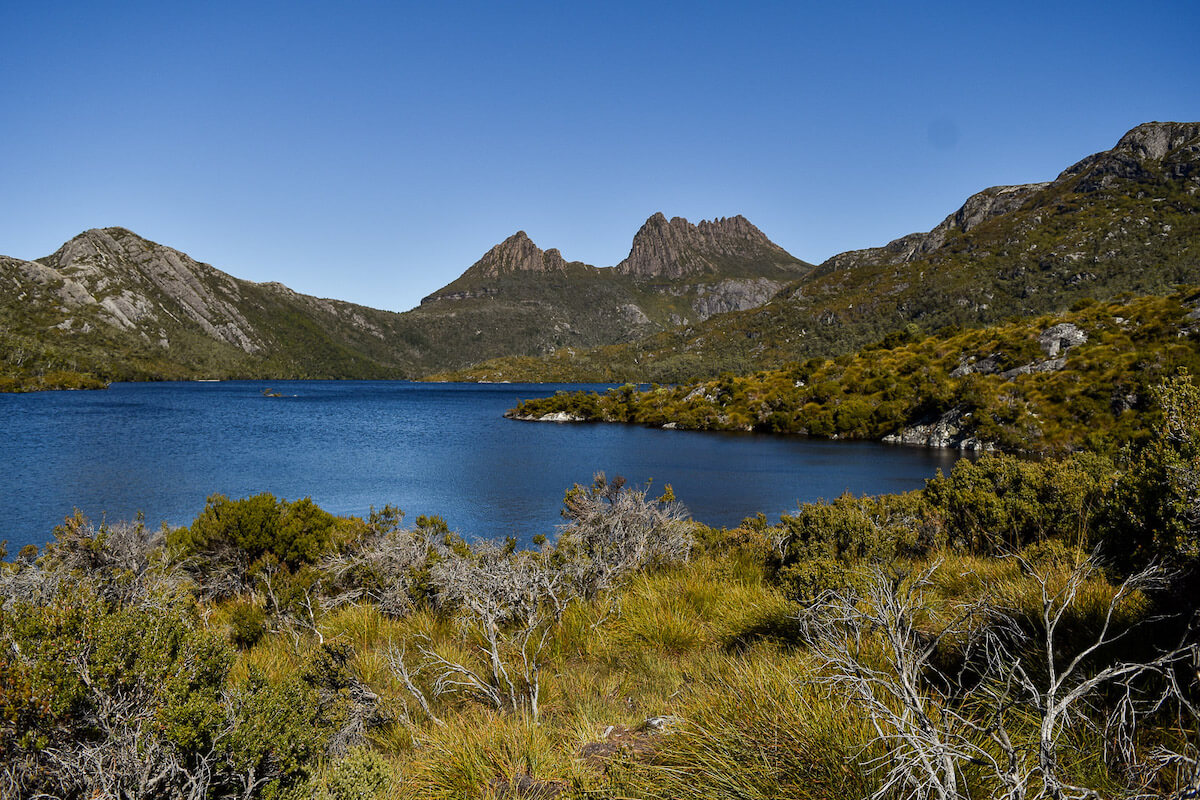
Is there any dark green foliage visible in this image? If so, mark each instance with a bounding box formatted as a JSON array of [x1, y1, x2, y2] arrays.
[[229, 600, 268, 649], [169, 493, 361, 589], [925, 452, 1114, 553], [0, 577, 339, 798], [2, 596, 224, 794], [176, 493, 340, 569], [1104, 370, 1200, 572], [218, 668, 331, 797], [774, 491, 934, 600]]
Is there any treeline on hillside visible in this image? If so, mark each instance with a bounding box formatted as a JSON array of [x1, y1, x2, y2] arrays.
[[509, 291, 1200, 454], [2, 376, 1200, 798], [0, 331, 111, 392]]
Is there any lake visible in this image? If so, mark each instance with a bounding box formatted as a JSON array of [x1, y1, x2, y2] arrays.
[[1, 381, 970, 552]]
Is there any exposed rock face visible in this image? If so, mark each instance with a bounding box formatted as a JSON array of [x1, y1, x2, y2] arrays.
[[7, 212, 812, 383], [950, 353, 1003, 378], [2, 255, 98, 307], [507, 410, 585, 423], [922, 184, 1050, 249], [421, 231, 592, 303], [615, 213, 808, 279], [902, 322, 1091, 447], [1001, 357, 1067, 379], [34, 227, 264, 353], [823, 183, 1048, 271], [3, 226, 430, 383], [950, 324, 1086, 381], [823, 123, 1200, 276], [413, 214, 809, 361], [1057, 121, 1200, 192], [1038, 322, 1087, 357], [882, 408, 995, 451], [458, 231, 573, 279], [691, 277, 786, 320]]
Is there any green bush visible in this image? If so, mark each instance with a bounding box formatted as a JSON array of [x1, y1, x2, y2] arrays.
[[924, 452, 1113, 553], [316, 746, 395, 800], [1102, 371, 1200, 572], [774, 492, 932, 600], [229, 600, 268, 649], [172, 493, 343, 569]]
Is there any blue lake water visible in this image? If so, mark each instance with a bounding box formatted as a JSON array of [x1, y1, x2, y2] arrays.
[[1, 381, 969, 552]]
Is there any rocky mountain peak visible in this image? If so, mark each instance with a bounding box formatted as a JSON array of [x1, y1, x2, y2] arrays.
[[31, 226, 263, 353], [40, 227, 154, 272], [465, 230, 570, 278], [1111, 121, 1200, 161], [615, 212, 807, 279], [822, 121, 1200, 275], [1056, 121, 1200, 192], [843, 182, 1049, 266]]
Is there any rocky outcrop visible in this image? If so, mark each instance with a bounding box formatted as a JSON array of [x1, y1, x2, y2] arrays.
[[882, 408, 995, 451], [1057, 121, 1200, 192], [893, 322, 1090, 447], [824, 123, 1200, 277], [32, 228, 264, 353], [507, 411, 585, 423], [950, 324, 1086, 381], [949, 353, 1004, 378], [420, 231, 595, 303], [1037, 322, 1087, 357], [1000, 357, 1066, 379], [615, 213, 809, 279], [691, 277, 786, 320], [456, 231, 573, 279], [1, 255, 98, 308], [3, 226, 439, 384], [822, 183, 1048, 271], [411, 215, 810, 367]]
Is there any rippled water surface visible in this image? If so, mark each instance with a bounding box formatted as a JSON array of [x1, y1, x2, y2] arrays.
[[2, 381, 969, 551]]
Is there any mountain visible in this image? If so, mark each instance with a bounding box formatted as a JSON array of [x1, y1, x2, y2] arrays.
[[0, 227, 425, 386], [406, 215, 811, 367], [1, 215, 809, 388], [435, 121, 1200, 383], [7, 121, 1196, 390], [614, 213, 805, 279]]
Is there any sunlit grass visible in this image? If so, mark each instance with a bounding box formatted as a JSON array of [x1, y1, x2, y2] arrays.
[[211, 526, 1171, 800]]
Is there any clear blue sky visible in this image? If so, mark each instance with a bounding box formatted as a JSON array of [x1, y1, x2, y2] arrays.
[[1, 1, 1196, 311]]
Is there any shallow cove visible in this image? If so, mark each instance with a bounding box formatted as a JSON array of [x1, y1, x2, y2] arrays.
[[1, 381, 970, 551]]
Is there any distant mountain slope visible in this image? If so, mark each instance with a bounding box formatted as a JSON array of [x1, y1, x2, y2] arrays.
[[1, 214, 809, 388], [1, 227, 421, 385], [437, 121, 1200, 383], [407, 216, 811, 368]]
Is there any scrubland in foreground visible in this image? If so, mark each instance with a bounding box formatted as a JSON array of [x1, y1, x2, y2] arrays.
[[2, 375, 1200, 800]]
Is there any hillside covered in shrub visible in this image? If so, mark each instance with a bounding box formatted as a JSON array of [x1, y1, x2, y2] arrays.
[[509, 290, 1200, 454]]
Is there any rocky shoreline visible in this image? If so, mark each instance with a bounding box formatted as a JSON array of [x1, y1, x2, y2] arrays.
[[507, 407, 1000, 451]]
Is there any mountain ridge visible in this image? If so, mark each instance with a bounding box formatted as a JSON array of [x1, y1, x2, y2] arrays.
[[615, 212, 807, 279], [433, 120, 1200, 383], [2, 213, 810, 388], [5, 121, 1197, 390]]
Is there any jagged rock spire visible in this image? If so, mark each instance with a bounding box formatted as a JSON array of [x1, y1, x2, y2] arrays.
[[614, 212, 806, 279]]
